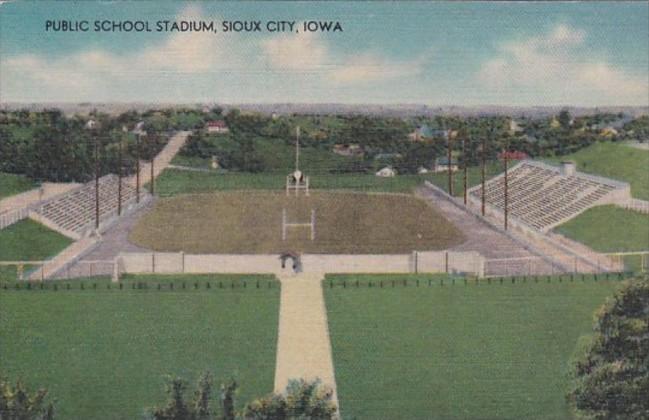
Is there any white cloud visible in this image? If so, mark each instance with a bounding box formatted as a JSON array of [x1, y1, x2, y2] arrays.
[[260, 31, 428, 84], [0, 5, 244, 101], [477, 24, 648, 105]]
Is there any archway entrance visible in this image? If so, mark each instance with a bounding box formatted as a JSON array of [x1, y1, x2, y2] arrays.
[[279, 251, 302, 273]]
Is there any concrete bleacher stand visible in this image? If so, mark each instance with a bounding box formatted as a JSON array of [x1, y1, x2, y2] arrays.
[[468, 160, 631, 233], [30, 174, 152, 240]]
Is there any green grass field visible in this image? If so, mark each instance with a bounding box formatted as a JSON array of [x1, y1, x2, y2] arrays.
[[548, 142, 649, 199], [0, 275, 280, 419], [0, 219, 72, 280], [324, 274, 620, 419], [555, 205, 649, 272], [556, 206, 649, 252], [129, 191, 464, 254], [0, 172, 37, 199], [155, 162, 504, 197]]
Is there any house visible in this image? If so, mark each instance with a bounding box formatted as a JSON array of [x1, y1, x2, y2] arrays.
[[206, 120, 229, 134], [509, 119, 524, 134], [432, 157, 458, 173], [408, 125, 454, 141], [550, 117, 561, 128], [497, 150, 529, 160], [375, 166, 396, 177], [417, 166, 430, 174], [132, 121, 146, 135], [600, 127, 619, 137], [332, 144, 364, 157]]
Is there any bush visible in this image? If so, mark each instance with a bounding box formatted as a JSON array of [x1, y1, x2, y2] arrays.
[[568, 275, 649, 419], [0, 375, 55, 420]]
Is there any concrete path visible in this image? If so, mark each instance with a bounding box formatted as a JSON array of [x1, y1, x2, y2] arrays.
[[29, 237, 98, 280], [274, 271, 339, 412], [0, 182, 80, 215], [126, 131, 190, 187]]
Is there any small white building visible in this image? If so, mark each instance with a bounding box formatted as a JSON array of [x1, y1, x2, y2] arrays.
[[206, 121, 229, 134], [376, 166, 396, 177], [432, 157, 459, 173]]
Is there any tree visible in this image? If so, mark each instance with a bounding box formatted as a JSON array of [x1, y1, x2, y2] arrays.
[[242, 379, 337, 419], [568, 276, 649, 419], [151, 373, 217, 420], [0, 376, 54, 420], [558, 109, 572, 129]]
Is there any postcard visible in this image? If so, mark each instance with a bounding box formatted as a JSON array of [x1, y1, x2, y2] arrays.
[[0, 1, 647, 419]]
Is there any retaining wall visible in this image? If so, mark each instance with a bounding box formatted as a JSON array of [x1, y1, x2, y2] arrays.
[[117, 251, 485, 277]]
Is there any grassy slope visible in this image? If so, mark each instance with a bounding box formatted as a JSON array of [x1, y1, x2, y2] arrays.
[[0, 219, 72, 261], [548, 142, 649, 199], [0, 172, 37, 200], [0, 219, 72, 280], [555, 205, 649, 271], [0, 275, 280, 420], [129, 191, 464, 254], [325, 275, 619, 420], [556, 205, 649, 252]]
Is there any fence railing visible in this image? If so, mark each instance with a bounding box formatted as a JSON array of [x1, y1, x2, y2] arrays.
[[0, 208, 30, 230], [623, 198, 649, 214]]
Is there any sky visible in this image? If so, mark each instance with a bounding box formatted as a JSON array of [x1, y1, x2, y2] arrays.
[[0, 1, 647, 106]]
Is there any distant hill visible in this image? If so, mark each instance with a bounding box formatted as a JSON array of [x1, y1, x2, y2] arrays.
[[1, 102, 647, 118]]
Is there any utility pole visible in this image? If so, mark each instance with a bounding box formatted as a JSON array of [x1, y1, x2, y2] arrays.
[[118, 128, 125, 216], [135, 133, 141, 203], [481, 135, 486, 216], [447, 131, 453, 196], [94, 134, 100, 230], [462, 134, 468, 205], [150, 145, 155, 196], [503, 145, 509, 231]]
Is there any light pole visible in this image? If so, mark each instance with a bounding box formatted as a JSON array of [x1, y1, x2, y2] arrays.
[[85, 119, 100, 231], [463, 133, 468, 205], [481, 134, 486, 216], [118, 126, 127, 216], [135, 132, 141, 203], [149, 134, 155, 195]]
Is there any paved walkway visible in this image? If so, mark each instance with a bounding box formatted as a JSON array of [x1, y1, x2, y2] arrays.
[[274, 271, 339, 413], [126, 131, 190, 188], [0, 182, 80, 215]]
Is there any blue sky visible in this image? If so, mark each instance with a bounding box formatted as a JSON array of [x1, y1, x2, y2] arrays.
[[1, 1, 647, 106]]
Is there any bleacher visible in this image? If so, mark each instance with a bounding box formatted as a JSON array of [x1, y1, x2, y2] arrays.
[[35, 174, 144, 237], [469, 161, 629, 232]]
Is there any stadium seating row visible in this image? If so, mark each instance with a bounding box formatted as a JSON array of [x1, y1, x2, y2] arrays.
[[35, 174, 141, 236], [470, 161, 626, 232]]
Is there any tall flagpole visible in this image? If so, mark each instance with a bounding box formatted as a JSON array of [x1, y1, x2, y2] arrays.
[[295, 126, 300, 171]]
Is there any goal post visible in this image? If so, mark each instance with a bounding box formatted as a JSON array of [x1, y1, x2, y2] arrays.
[[281, 208, 316, 241]]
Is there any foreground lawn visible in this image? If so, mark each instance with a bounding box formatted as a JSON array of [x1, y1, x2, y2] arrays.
[[0, 275, 280, 419], [0, 172, 37, 200], [325, 275, 620, 419], [130, 191, 464, 253], [548, 142, 649, 199]]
